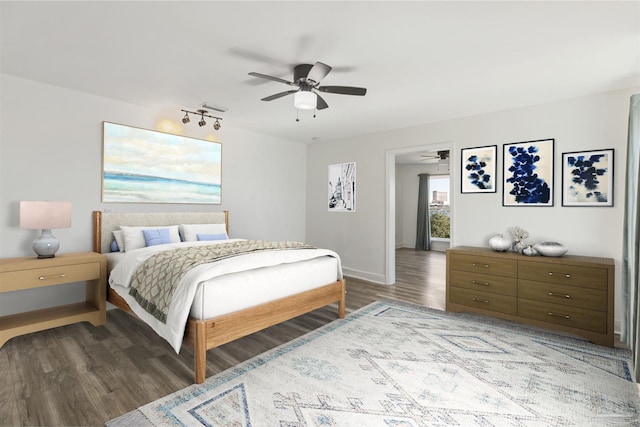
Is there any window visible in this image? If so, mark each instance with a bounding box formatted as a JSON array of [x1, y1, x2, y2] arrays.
[[428, 175, 450, 239]]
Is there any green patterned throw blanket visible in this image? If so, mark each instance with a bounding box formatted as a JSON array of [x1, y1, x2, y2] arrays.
[[128, 240, 314, 323]]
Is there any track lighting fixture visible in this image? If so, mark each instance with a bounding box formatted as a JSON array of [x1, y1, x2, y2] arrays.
[[180, 109, 222, 131]]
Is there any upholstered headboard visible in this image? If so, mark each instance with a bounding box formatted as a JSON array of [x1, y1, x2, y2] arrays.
[[92, 210, 229, 254]]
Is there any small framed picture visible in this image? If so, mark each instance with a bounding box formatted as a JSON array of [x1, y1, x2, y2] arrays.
[[503, 138, 554, 206], [461, 145, 497, 193], [328, 162, 356, 212], [562, 149, 614, 207]]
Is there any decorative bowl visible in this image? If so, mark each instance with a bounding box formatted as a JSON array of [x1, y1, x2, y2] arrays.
[[533, 242, 567, 257], [488, 234, 512, 252]]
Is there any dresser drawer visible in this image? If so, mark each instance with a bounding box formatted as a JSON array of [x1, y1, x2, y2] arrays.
[[450, 270, 517, 296], [0, 262, 101, 292], [449, 287, 517, 315], [449, 254, 517, 277], [518, 261, 607, 290], [518, 299, 606, 333], [518, 280, 607, 312]]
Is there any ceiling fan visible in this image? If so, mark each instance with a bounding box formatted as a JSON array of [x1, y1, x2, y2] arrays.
[[248, 61, 367, 111], [421, 150, 450, 163]]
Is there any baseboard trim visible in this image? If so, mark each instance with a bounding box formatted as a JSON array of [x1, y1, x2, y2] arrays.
[[342, 267, 386, 285]]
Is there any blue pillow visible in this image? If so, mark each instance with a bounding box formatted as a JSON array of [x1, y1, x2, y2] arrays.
[[143, 228, 172, 247], [110, 239, 120, 252], [197, 233, 228, 241]]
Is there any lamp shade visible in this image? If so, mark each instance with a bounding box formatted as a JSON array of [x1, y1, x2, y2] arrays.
[[294, 91, 317, 110], [20, 201, 72, 230]]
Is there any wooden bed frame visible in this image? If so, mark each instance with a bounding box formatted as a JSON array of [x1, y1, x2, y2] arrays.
[[92, 211, 346, 384]]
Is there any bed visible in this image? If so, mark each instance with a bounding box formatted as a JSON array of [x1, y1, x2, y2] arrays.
[[92, 211, 346, 384]]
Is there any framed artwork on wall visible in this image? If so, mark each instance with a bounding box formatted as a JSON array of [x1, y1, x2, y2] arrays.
[[328, 162, 356, 212], [562, 148, 614, 207], [461, 145, 497, 193], [102, 122, 222, 204], [503, 138, 554, 206]]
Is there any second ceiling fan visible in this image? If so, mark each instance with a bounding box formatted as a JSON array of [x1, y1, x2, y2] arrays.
[[248, 61, 367, 111]]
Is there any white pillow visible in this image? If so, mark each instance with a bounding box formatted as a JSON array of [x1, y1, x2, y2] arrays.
[[112, 230, 125, 252], [180, 223, 227, 242], [119, 225, 181, 251]]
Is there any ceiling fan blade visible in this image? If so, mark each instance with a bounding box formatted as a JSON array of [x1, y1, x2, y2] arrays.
[[261, 90, 298, 101], [248, 72, 294, 86], [307, 62, 332, 84], [318, 85, 367, 96], [316, 93, 329, 110]]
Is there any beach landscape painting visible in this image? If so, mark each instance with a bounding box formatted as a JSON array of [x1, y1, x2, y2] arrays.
[[102, 122, 221, 204]]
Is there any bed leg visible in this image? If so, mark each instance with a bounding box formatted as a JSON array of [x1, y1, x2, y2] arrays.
[[338, 279, 346, 318], [194, 320, 207, 384]]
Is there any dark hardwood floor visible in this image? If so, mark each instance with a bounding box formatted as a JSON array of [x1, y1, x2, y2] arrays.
[[0, 248, 445, 426]]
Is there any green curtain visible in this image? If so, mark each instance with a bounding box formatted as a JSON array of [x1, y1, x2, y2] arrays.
[[622, 94, 640, 379], [415, 173, 431, 251]]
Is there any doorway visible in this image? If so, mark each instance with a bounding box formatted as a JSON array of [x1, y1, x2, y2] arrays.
[[385, 142, 453, 285]]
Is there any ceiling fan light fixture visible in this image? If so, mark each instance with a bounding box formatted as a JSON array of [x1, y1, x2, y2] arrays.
[[294, 91, 317, 110]]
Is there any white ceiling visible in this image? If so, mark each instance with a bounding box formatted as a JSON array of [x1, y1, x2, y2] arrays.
[[2, 1, 638, 145]]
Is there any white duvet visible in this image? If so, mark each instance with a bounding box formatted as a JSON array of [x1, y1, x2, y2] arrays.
[[108, 239, 343, 352]]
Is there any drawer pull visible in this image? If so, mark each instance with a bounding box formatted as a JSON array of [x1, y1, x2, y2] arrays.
[[548, 292, 570, 299], [548, 272, 571, 278], [471, 280, 490, 286], [471, 297, 490, 304], [39, 274, 66, 280], [472, 263, 490, 268], [547, 312, 571, 319]]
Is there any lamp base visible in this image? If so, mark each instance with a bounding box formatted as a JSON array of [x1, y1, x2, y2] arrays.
[[33, 229, 60, 259]]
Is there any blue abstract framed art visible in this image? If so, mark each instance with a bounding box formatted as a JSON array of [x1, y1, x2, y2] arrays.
[[562, 148, 614, 207], [102, 122, 222, 204], [461, 145, 497, 193], [503, 138, 554, 206]]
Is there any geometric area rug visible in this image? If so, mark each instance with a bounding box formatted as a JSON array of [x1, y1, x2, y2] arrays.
[[106, 300, 640, 427]]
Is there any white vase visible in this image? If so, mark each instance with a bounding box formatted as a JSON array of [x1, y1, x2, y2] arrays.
[[488, 234, 512, 252], [534, 242, 568, 257]]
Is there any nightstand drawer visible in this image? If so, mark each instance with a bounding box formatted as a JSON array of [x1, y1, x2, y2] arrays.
[[449, 287, 517, 315], [450, 270, 516, 296], [518, 261, 607, 290], [0, 262, 101, 292], [450, 254, 517, 277], [518, 279, 607, 312], [518, 299, 607, 333]]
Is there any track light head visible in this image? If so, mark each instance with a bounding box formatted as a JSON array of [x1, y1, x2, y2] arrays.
[[213, 119, 221, 130], [198, 118, 206, 127], [182, 113, 190, 124]]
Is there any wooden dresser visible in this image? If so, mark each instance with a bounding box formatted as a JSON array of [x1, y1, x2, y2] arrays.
[[446, 246, 614, 347]]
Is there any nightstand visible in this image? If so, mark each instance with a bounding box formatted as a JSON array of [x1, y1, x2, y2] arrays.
[[0, 252, 107, 347]]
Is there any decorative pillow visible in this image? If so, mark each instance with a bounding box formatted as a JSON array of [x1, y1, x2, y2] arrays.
[[112, 230, 125, 252], [180, 223, 227, 242], [197, 233, 228, 241], [120, 225, 181, 251], [143, 228, 172, 247], [110, 239, 120, 252]]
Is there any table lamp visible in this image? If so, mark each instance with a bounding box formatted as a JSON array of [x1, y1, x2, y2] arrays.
[[20, 201, 72, 258]]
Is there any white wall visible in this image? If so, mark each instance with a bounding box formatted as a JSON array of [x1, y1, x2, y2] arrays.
[[0, 74, 307, 316], [306, 87, 639, 330]]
